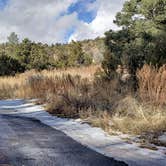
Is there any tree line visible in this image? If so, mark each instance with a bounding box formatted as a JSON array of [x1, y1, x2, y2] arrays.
[[0, 33, 92, 76]]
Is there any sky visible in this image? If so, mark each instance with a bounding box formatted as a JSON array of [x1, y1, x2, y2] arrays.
[[0, 0, 125, 44]]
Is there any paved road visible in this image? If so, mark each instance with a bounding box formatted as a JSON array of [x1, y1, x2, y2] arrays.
[[0, 114, 127, 166]]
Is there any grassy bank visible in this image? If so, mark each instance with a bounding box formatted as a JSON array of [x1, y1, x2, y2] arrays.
[[0, 64, 165, 143]]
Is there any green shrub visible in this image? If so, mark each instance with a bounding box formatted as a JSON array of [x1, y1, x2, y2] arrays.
[[0, 52, 24, 76]]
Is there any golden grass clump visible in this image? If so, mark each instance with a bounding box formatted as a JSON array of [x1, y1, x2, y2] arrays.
[[79, 109, 111, 131], [0, 65, 100, 99], [111, 96, 166, 134], [137, 64, 166, 106]]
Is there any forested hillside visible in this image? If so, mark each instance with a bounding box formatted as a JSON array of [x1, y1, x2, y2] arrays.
[[0, 34, 105, 76]]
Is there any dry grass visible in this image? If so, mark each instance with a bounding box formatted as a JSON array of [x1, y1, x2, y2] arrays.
[[111, 65, 166, 134], [0, 64, 165, 137], [111, 96, 166, 134], [28, 74, 120, 118], [41, 65, 100, 81], [0, 74, 25, 99], [0, 65, 102, 118], [137, 64, 166, 106], [0, 65, 100, 99], [79, 109, 111, 131]]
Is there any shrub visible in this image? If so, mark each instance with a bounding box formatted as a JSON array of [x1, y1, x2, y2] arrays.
[[111, 96, 166, 134], [0, 52, 24, 76], [137, 64, 166, 106]]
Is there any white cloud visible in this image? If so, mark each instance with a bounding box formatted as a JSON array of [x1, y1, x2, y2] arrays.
[[69, 0, 125, 42], [0, 0, 77, 44], [0, 0, 126, 44]]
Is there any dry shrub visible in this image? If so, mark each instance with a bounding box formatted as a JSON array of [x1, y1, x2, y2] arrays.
[[108, 65, 166, 135], [0, 83, 15, 99], [46, 75, 93, 117], [0, 65, 99, 117], [21, 72, 121, 117], [0, 65, 99, 99], [102, 65, 166, 135], [0, 70, 38, 99], [137, 64, 166, 106], [41, 64, 100, 81], [106, 65, 166, 134], [92, 77, 122, 111], [111, 96, 166, 134], [79, 109, 110, 131], [0, 75, 24, 99]]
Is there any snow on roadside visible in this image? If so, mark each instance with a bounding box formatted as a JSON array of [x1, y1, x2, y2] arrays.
[[0, 99, 165, 166]]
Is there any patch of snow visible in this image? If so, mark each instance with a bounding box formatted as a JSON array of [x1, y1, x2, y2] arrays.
[[0, 99, 166, 166], [159, 133, 166, 144]]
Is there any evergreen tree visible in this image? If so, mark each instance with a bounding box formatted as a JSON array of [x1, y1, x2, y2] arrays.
[[16, 38, 32, 70], [7, 32, 19, 45], [103, 0, 166, 78], [0, 52, 23, 76]]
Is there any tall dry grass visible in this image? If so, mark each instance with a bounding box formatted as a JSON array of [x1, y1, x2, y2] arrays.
[[0, 64, 165, 136], [0, 65, 99, 99], [111, 96, 166, 134], [0, 74, 25, 99], [137, 64, 166, 106], [112, 65, 166, 134], [23, 73, 121, 117], [41, 65, 99, 81]]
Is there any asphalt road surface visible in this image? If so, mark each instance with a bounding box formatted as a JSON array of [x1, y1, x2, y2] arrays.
[[0, 114, 127, 166]]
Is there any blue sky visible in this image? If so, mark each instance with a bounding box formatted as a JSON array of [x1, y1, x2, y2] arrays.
[[0, 0, 8, 9], [64, 0, 99, 41], [67, 0, 98, 23], [0, 0, 125, 44]]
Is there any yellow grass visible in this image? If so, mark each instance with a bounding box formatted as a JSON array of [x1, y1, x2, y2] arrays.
[[111, 65, 166, 134], [111, 96, 166, 134], [41, 65, 100, 80], [137, 64, 166, 106], [0, 65, 100, 99]]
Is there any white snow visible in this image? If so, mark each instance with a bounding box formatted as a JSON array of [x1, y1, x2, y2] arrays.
[[0, 99, 166, 166], [159, 133, 166, 144]]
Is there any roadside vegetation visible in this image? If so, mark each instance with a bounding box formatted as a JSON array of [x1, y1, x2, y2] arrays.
[[0, 0, 166, 146], [0, 64, 165, 138]]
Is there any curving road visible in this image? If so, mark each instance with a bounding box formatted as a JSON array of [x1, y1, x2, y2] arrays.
[[0, 114, 127, 166]]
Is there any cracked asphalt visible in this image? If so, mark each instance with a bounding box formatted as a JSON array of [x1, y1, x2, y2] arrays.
[[0, 114, 127, 166]]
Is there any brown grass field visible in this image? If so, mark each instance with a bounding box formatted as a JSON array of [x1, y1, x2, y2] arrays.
[[0, 64, 165, 138]]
